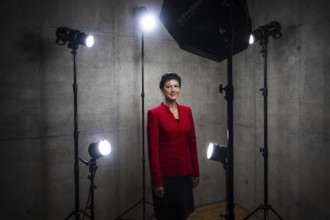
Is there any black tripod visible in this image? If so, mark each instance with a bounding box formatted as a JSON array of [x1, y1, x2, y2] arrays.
[[114, 23, 152, 220], [78, 158, 99, 220], [242, 36, 283, 220]]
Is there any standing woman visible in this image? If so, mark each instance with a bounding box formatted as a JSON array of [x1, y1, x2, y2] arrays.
[[147, 73, 200, 220]]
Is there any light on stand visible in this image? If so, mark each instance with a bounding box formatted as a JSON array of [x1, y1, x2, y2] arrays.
[[243, 21, 283, 220], [140, 14, 157, 31], [137, 6, 157, 32], [115, 6, 156, 220], [88, 140, 111, 160], [60, 26, 95, 220], [249, 21, 282, 45], [56, 27, 94, 49], [78, 140, 111, 220], [207, 143, 227, 167]]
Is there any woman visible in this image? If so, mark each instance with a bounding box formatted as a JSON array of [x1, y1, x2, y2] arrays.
[[147, 72, 200, 220]]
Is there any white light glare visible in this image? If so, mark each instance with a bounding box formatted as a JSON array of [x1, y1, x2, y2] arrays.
[[86, 35, 94, 47], [140, 13, 157, 32], [249, 34, 255, 44], [98, 140, 111, 156], [207, 143, 214, 159]]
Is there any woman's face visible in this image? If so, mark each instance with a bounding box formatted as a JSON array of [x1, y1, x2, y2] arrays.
[[162, 79, 180, 102]]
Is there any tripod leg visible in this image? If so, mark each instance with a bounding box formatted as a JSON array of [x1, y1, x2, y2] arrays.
[[269, 206, 283, 220], [65, 211, 74, 220], [242, 205, 264, 220], [114, 199, 143, 220]]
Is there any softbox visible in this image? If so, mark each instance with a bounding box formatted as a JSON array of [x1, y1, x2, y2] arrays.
[[159, 0, 252, 62]]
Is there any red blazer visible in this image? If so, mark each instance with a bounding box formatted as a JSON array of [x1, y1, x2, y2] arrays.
[[147, 102, 200, 187]]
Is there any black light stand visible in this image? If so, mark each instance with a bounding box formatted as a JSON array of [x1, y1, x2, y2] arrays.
[[114, 16, 152, 220], [219, 47, 235, 220], [79, 158, 99, 220], [55, 27, 96, 220], [242, 30, 283, 220], [219, 1, 235, 219], [64, 43, 83, 220]]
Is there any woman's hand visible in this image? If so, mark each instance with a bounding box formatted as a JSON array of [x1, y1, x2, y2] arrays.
[[153, 186, 165, 198], [192, 176, 200, 189]]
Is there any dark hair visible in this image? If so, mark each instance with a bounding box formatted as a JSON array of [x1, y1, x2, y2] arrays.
[[159, 72, 181, 89]]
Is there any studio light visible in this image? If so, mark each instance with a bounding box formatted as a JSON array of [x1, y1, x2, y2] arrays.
[[249, 21, 282, 44], [59, 25, 96, 220], [207, 143, 227, 166], [77, 140, 111, 220], [56, 27, 94, 49], [244, 20, 284, 220], [115, 6, 156, 220], [88, 140, 111, 160], [136, 6, 157, 32]]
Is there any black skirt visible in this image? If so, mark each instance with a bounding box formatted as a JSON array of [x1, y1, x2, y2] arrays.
[[152, 175, 195, 220]]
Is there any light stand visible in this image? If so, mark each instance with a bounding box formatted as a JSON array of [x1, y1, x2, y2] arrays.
[[243, 22, 283, 220], [114, 7, 153, 219], [219, 1, 235, 219], [56, 27, 94, 220], [76, 140, 111, 220], [140, 26, 154, 220], [64, 45, 83, 220], [79, 158, 98, 220]]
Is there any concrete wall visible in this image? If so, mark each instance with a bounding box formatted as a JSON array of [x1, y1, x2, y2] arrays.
[[0, 0, 329, 220], [234, 0, 330, 219]]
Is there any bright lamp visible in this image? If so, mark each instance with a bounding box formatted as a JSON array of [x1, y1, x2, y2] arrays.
[[137, 6, 157, 32], [207, 143, 227, 165], [249, 21, 282, 45], [88, 140, 111, 159], [56, 27, 94, 49]]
